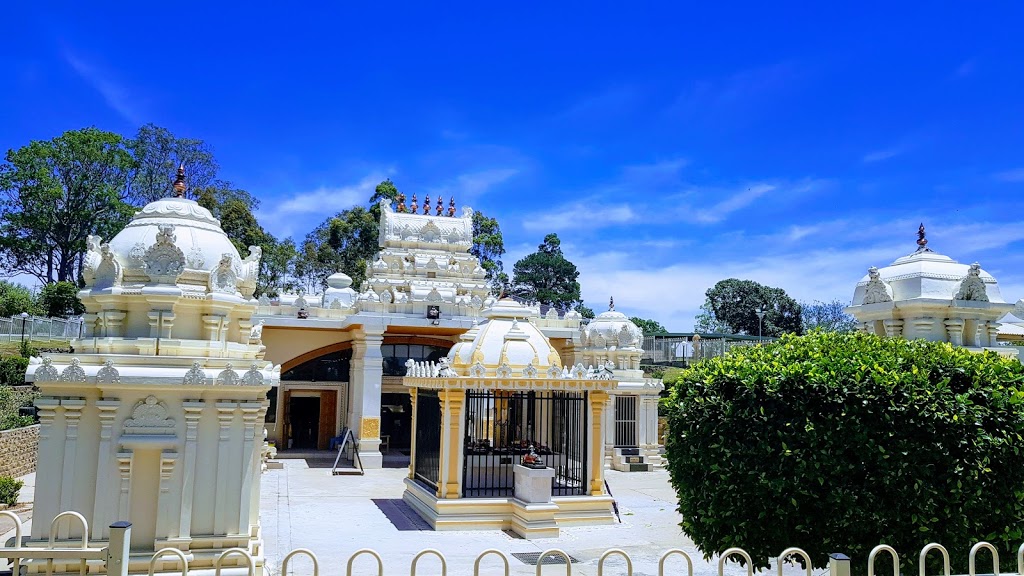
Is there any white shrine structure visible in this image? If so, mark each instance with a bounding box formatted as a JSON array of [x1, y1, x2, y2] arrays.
[[846, 224, 1015, 355], [24, 168, 278, 574], [253, 195, 663, 470]]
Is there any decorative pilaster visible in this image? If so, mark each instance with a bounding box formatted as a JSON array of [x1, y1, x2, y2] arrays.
[[213, 402, 237, 535], [92, 400, 120, 540], [350, 329, 385, 468], [883, 319, 904, 338], [237, 402, 262, 535], [944, 319, 965, 346], [116, 452, 133, 524], [156, 452, 179, 538], [98, 310, 127, 337], [589, 390, 609, 496], [248, 402, 269, 538], [237, 318, 253, 345], [58, 398, 86, 538], [148, 310, 175, 338], [911, 317, 937, 341], [986, 322, 1001, 347], [178, 401, 204, 541], [203, 314, 227, 343], [602, 394, 615, 469], [31, 398, 62, 540], [437, 389, 464, 499], [859, 322, 872, 334]]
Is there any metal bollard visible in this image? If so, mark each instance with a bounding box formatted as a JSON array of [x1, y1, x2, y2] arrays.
[[107, 522, 132, 576], [829, 553, 850, 576]]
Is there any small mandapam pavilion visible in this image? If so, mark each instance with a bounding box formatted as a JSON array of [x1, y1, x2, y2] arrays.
[[401, 298, 618, 538]]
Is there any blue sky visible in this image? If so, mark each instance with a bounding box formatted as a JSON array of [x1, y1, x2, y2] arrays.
[[3, 2, 1024, 330]]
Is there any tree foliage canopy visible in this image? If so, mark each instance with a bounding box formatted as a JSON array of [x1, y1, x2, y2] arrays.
[[700, 278, 803, 336], [295, 206, 379, 292], [511, 233, 582, 312], [0, 128, 136, 284], [801, 299, 857, 333], [470, 210, 507, 295], [128, 123, 218, 204], [665, 331, 1024, 574], [38, 281, 85, 317], [630, 317, 668, 335], [0, 281, 42, 317]]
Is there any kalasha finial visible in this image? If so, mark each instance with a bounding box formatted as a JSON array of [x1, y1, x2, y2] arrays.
[[423, 195, 431, 215], [172, 163, 186, 197], [435, 196, 443, 215], [447, 196, 456, 217], [396, 192, 407, 213], [916, 223, 928, 250], [410, 194, 418, 213], [609, 296, 615, 311]]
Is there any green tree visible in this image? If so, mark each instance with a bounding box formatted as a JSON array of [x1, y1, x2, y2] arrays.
[[701, 278, 803, 336], [295, 206, 379, 292], [470, 210, 507, 294], [801, 299, 857, 333], [0, 128, 136, 284], [37, 281, 85, 317], [665, 332, 1024, 574], [575, 303, 595, 319], [693, 300, 730, 333], [511, 233, 582, 312], [630, 317, 668, 334], [128, 124, 218, 203], [0, 281, 42, 317], [369, 178, 400, 214]]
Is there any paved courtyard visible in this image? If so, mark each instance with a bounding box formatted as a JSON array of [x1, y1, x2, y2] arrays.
[[260, 459, 771, 576]]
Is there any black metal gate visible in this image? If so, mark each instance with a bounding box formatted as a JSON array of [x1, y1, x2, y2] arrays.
[[414, 390, 441, 491], [614, 395, 638, 447], [463, 389, 587, 498]]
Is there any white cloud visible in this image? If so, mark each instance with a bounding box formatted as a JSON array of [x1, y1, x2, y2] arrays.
[[687, 183, 776, 224], [522, 203, 637, 233], [993, 168, 1024, 183], [257, 173, 385, 238], [63, 51, 144, 124], [863, 147, 903, 163]]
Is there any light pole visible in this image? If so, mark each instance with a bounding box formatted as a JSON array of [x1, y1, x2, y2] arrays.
[[754, 307, 765, 342], [19, 311, 29, 345]]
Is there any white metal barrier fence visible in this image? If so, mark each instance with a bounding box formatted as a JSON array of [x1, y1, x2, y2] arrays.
[[0, 315, 83, 343], [4, 511, 1024, 575]]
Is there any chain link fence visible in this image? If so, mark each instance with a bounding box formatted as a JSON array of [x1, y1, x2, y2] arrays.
[[0, 315, 83, 343]]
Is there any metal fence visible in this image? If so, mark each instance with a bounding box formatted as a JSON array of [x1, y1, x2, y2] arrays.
[[613, 395, 637, 448], [641, 336, 762, 365], [413, 390, 441, 492], [463, 390, 587, 498], [5, 510, 1024, 576], [0, 315, 83, 343]]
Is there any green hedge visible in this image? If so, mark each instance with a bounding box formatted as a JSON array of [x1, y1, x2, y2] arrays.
[[664, 331, 1024, 574], [0, 476, 24, 506], [0, 356, 28, 386], [0, 384, 37, 431]]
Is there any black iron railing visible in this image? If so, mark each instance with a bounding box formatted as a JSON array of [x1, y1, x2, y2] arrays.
[[414, 390, 441, 491]]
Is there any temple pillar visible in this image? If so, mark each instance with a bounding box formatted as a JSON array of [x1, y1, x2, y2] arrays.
[[589, 390, 609, 496], [986, 322, 1001, 347], [407, 388, 418, 479], [944, 319, 965, 346], [31, 398, 62, 539], [350, 328, 384, 468], [883, 319, 904, 338], [602, 394, 615, 469], [237, 402, 262, 534], [437, 388, 464, 499], [91, 400, 120, 540], [213, 402, 237, 535], [58, 399, 86, 539], [177, 401, 204, 542]]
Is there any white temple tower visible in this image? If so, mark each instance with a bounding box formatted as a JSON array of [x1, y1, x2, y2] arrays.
[[25, 167, 279, 574]]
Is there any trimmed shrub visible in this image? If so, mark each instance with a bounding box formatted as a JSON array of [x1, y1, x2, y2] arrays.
[[0, 476, 24, 506], [0, 356, 28, 386], [665, 331, 1024, 574], [0, 384, 38, 431]]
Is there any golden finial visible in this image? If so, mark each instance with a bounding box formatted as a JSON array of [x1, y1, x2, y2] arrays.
[[447, 196, 456, 217], [916, 223, 929, 251], [436, 196, 443, 215], [396, 192, 406, 213], [410, 194, 418, 213], [172, 163, 186, 197], [609, 296, 615, 311], [423, 195, 431, 214]]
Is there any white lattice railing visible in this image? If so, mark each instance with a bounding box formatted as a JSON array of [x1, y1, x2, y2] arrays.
[[0, 315, 84, 343], [4, 511, 1024, 575]]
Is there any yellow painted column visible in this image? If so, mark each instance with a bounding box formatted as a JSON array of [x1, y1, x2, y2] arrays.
[[437, 389, 464, 499], [407, 388, 418, 479], [589, 390, 609, 495]]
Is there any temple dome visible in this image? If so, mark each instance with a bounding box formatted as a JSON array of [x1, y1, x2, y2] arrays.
[[851, 249, 1006, 305], [106, 196, 242, 275], [581, 299, 643, 350], [448, 298, 562, 375]]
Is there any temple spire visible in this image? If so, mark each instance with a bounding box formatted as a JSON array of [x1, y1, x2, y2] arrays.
[[447, 196, 456, 217], [609, 296, 615, 311], [172, 164, 186, 198], [916, 223, 931, 252]]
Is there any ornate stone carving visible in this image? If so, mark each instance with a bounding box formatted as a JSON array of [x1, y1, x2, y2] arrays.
[[380, 290, 394, 304], [124, 396, 175, 435], [35, 357, 59, 383], [93, 244, 123, 289], [437, 357, 458, 377], [523, 363, 538, 378], [242, 363, 265, 386], [209, 253, 238, 294], [258, 294, 271, 306], [330, 298, 343, 309], [546, 365, 562, 379], [144, 224, 185, 283], [249, 319, 265, 344], [216, 363, 240, 386], [185, 245, 206, 269], [420, 221, 442, 243], [294, 292, 308, 309], [955, 262, 989, 301], [361, 417, 381, 439], [470, 294, 483, 309], [96, 360, 121, 384], [237, 246, 261, 300], [60, 358, 87, 382], [183, 361, 207, 385], [426, 288, 444, 303], [495, 363, 513, 378], [83, 235, 103, 285], [571, 363, 587, 379], [128, 242, 147, 266], [469, 362, 486, 378], [862, 266, 894, 304]]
